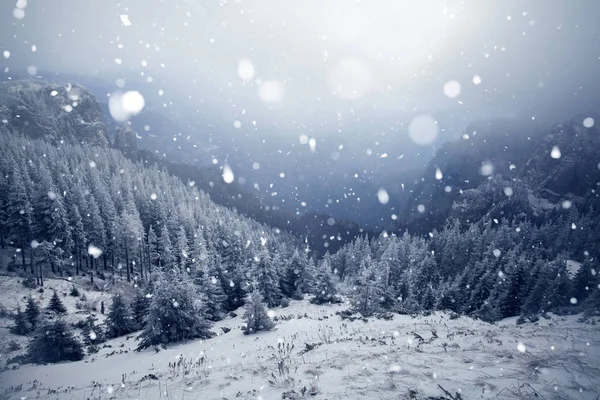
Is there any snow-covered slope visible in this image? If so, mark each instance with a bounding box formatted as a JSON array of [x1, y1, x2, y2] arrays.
[[1, 298, 598, 399]]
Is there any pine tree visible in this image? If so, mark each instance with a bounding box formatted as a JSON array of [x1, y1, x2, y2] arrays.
[[158, 224, 174, 269], [200, 262, 227, 321], [242, 290, 275, 334], [47, 290, 67, 313], [521, 269, 551, 317], [105, 295, 136, 338], [175, 226, 189, 270], [25, 296, 41, 330], [311, 256, 341, 304], [137, 270, 213, 350], [68, 204, 86, 275], [28, 319, 84, 363], [131, 290, 151, 330], [7, 163, 34, 271], [351, 256, 382, 316], [81, 313, 105, 348], [11, 307, 31, 335], [147, 225, 159, 272], [252, 249, 282, 307], [497, 264, 528, 318]]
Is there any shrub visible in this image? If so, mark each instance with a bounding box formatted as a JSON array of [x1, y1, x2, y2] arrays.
[[27, 319, 84, 363], [11, 308, 31, 335], [7, 340, 22, 352], [47, 291, 67, 314], [69, 286, 80, 297], [22, 276, 36, 289]]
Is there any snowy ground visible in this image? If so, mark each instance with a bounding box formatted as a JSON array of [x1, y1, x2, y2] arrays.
[[1, 290, 599, 400]]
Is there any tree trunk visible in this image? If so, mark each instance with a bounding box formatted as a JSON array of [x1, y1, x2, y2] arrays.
[[20, 231, 26, 270], [29, 245, 34, 275], [146, 240, 152, 278], [103, 254, 108, 271], [138, 243, 144, 283], [90, 255, 94, 284], [75, 242, 80, 275], [125, 238, 131, 282]]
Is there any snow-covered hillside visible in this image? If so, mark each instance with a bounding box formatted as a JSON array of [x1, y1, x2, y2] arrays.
[[1, 284, 598, 400]]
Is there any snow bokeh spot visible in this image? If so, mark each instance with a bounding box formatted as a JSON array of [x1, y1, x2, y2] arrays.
[[479, 161, 494, 176], [258, 81, 284, 103], [377, 188, 389, 205], [237, 58, 255, 81], [408, 115, 438, 145], [517, 343, 527, 353], [583, 117, 595, 128], [443, 80, 461, 98], [222, 164, 234, 184], [109, 91, 145, 122], [88, 245, 103, 259]]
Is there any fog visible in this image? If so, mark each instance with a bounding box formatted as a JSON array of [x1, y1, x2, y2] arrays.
[[3, 0, 599, 122], [2, 0, 600, 224]]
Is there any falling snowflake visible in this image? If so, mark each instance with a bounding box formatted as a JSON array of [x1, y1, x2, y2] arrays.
[[443, 80, 461, 98], [237, 58, 255, 81], [258, 81, 284, 103], [222, 164, 234, 184], [120, 14, 132, 26], [550, 146, 561, 159], [88, 245, 103, 259], [377, 188, 389, 205]]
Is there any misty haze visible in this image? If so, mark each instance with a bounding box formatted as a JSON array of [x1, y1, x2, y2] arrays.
[[0, 1, 599, 399]]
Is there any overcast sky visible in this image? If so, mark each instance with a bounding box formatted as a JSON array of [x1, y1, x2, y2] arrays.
[[2, 0, 600, 128], [3, 0, 600, 223]]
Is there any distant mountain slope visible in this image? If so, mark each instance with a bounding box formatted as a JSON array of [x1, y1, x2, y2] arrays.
[[0, 79, 363, 254], [0, 81, 110, 147], [400, 117, 591, 233]]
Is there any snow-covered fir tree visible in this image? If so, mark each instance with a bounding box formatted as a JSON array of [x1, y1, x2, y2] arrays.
[[242, 289, 275, 335], [137, 270, 214, 350], [105, 294, 136, 338]]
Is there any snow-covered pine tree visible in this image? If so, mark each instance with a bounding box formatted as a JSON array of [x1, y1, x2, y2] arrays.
[[47, 290, 67, 313], [351, 255, 382, 316], [131, 289, 151, 330], [27, 319, 84, 363], [200, 261, 227, 321], [147, 225, 159, 273], [25, 296, 41, 330], [81, 313, 105, 351], [242, 289, 275, 334], [175, 226, 189, 270], [158, 224, 174, 270], [252, 248, 282, 307], [137, 270, 213, 350], [11, 306, 31, 335], [311, 254, 341, 304], [105, 294, 136, 338]]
